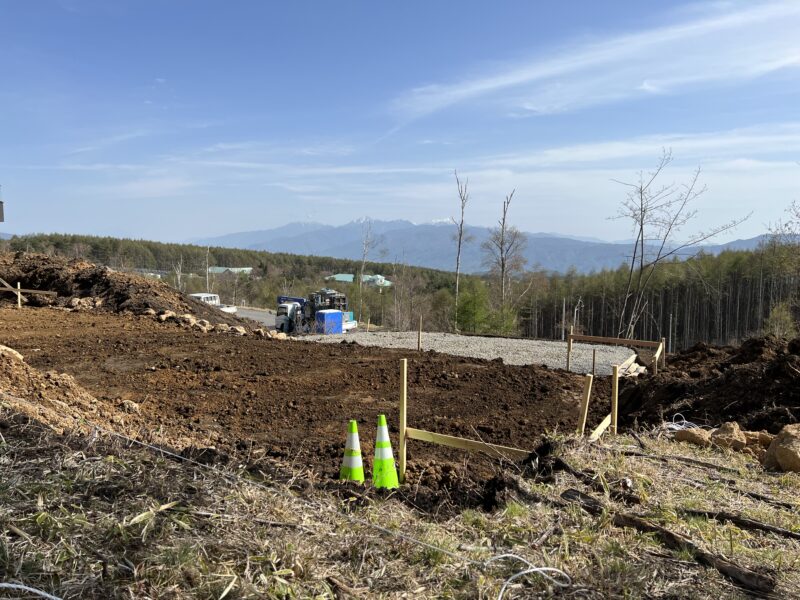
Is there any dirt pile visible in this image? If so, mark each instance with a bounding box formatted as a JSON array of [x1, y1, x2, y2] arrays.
[[0, 347, 131, 435], [0, 252, 246, 326], [620, 336, 800, 432]]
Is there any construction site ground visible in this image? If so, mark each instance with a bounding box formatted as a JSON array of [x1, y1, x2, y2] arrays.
[[0, 307, 609, 496], [2, 254, 799, 598]]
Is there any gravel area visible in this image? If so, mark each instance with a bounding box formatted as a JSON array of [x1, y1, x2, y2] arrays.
[[303, 331, 634, 376]]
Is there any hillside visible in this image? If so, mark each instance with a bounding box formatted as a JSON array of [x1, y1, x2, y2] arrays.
[[196, 220, 767, 274]]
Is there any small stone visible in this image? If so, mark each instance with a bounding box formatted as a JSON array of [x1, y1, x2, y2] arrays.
[[711, 422, 747, 451], [674, 428, 712, 447], [229, 326, 247, 336], [758, 431, 775, 449], [141, 308, 157, 316], [122, 399, 140, 413], [158, 310, 176, 322], [763, 424, 800, 472]]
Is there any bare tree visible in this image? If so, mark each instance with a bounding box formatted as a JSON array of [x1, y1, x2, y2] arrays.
[[613, 150, 749, 339], [205, 246, 211, 293], [451, 170, 472, 332], [481, 190, 528, 310], [172, 255, 184, 292], [358, 217, 378, 322]]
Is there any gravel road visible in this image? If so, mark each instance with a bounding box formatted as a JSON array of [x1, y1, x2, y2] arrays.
[[304, 331, 633, 376]]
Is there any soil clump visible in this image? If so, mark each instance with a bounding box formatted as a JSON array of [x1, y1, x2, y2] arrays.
[[620, 336, 800, 432]]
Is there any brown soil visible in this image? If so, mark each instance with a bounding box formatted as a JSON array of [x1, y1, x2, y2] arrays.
[[0, 306, 608, 512], [0, 252, 248, 327], [620, 336, 800, 432]]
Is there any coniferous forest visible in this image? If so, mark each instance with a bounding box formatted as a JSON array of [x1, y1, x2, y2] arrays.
[[3, 229, 798, 351]]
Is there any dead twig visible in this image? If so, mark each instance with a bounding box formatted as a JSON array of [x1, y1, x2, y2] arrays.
[[614, 448, 740, 473], [561, 488, 776, 595], [680, 509, 800, 541]]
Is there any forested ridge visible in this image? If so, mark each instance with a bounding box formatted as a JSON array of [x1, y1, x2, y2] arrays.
[[3, 231, 798, 350]]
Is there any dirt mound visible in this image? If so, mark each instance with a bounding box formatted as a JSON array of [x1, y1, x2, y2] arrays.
[[620, 336, 800, 433], [0, 252, 247, 326]]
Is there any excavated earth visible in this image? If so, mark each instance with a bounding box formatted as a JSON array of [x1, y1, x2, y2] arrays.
[[0, 306, 609, 511], [0, 252, 248, 327], [620, 336, 800, 433]]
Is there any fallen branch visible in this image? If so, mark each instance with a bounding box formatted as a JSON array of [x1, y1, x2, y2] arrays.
[[561, 489, 776, 595], [615, 449, 740, 474], [696, 475, 797, 511], [680, 509, 800, 541]]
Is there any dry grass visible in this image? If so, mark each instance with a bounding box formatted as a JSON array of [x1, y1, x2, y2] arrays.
[[1, 408, 799, 599]]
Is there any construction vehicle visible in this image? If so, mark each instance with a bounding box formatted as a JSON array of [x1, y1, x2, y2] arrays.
[[275, 288, 355, 334]]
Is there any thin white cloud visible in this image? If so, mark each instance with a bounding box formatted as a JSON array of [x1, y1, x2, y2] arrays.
[[485, 123, 800, 168], [391, 1, 800, 119]]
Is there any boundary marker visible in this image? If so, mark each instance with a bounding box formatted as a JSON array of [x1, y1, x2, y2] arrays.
[[397, 358, 594, 483]]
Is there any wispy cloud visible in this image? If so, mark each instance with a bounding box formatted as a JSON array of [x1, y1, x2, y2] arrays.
[[67, 129, 153, 155], [391, 2, 800, 119], [485, 123, 800, 168]]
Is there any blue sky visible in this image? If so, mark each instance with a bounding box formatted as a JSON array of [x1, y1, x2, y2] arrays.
[[1, 0, 799, 242]]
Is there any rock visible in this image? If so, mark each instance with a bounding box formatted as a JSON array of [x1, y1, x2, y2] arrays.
[[274, 332, 288, 340], [674, 428, 712, 447], [711, 422, 747, 451], [158, 310, 176, 322], [0, 344, 24, 362], [253, 328, 266, 338], [744, 431, 761, 446], [178, 314, 198, 327], [122, 399, 140, 413], [213, 323, 231, 333], [763, 424, 800, 472], [758, 431, 775, 449], [140, 308, 157, 316], [229, 326, 247, 336]]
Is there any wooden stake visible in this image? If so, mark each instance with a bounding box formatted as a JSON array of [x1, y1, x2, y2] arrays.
[[17, 282, 21, 309], [589, 414, 612, 441], [592, 348, 596, 377], [611, 365, 619, 435], [399, 359, 407, 483], [366, 318, 370, 333], [576, 374, 594, 435], [661, 337, 667, 367], [566, 325, 574, 371], [417, 315, 422, 351]]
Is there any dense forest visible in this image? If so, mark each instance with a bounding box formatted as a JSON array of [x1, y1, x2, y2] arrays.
[[3, 227, 798, 351]]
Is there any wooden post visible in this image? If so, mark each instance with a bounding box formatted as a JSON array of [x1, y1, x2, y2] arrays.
[[591, 348, 596, 377], [399, 358, 408, 483], [611, 365, 619, 435], [366, 318, 370, 333], [417, 315, 422, 351], [576, 374, 594, 435], [661, 337, 667, 367], [566, 325, 573, 371], [16, 282, 21, 309]]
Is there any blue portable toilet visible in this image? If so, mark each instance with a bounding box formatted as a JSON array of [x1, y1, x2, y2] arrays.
[[316, 309, 343, 334]]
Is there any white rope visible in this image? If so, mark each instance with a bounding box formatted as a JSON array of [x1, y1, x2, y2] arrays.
[[485, 554, 571, 599], [1, 392, 571, 595], [0, 583, 63, 600], [664, 413, 703, 431]]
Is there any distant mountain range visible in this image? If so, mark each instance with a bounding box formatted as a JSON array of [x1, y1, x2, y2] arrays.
[[194, 220, 767, 274]]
